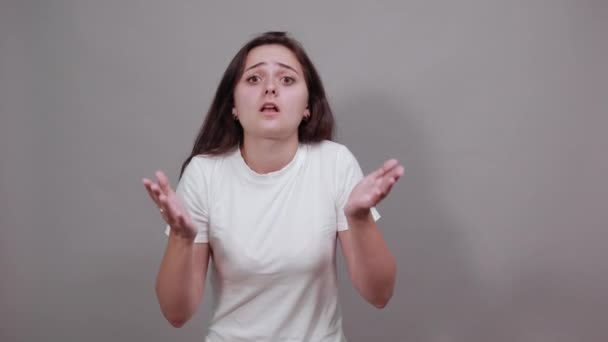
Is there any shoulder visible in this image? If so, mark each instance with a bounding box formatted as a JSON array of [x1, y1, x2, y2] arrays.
[[180, 149, 236, 184], [311, 140, 358, 166], [307, 140, 353, 159], [305, 140, 360, 179], [188, 149, 236, 170]]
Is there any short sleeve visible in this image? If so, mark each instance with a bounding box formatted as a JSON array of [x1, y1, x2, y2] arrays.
[[164, 157, 210, 243], [335, 145, 381, 231]]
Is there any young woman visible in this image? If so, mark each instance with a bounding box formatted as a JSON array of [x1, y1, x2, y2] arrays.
[[142, 31, 404, 341]]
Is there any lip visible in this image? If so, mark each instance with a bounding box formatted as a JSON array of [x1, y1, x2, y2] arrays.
[[259, 102, 281, 113]]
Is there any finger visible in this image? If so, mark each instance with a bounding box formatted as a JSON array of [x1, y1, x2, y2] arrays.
[[155, 170, 174, 195], [142, 178, 162, 207], [387, 166, 405, 186], [377, 165, 404, 195], [158, 206, 169, 221], [160, 193, 185, 227], [387, 165, 405, 181], [149, 183, 165, 201], [157, 193, 177, 225], [371, 159, 400, 179]]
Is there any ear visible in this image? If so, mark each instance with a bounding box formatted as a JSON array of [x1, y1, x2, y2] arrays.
[[303, 108, 310, 119]]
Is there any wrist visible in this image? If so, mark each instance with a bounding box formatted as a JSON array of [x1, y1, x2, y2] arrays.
[[169, 227, 196, 244], [344, 206, 373, 222]]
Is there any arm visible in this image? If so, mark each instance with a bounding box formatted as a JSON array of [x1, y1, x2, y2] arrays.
[[155, 234, 209, 327], [338, 213, 396, 309], [143, 169, 210, 327], [338, 158, 404, 309]]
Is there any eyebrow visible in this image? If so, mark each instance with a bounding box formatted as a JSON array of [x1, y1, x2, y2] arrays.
[[244, 62, 299, 75]]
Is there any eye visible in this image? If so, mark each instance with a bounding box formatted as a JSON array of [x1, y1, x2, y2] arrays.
[[281, 76, 296, 85], [246, 75, 261, 84]]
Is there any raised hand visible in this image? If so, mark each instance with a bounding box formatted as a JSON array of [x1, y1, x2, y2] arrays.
[[344, 159, 405, 220], [142, 170, 197, 240]]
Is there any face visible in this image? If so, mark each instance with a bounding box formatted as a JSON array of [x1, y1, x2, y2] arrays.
[[233, 44, 309, 141]]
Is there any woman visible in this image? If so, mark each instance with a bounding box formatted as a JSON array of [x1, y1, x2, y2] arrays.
[[142, 31, 404, 341]]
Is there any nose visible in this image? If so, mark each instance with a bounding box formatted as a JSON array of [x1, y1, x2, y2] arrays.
[[264, 80, 277, 96]]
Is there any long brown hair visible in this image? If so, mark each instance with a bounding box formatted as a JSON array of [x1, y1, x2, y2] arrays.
[[179, 31, 335, 178]]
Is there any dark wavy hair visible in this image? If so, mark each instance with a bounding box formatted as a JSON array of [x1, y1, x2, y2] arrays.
[[179, 31, 335, 178]]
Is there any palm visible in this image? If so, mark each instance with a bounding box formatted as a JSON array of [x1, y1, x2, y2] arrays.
[[142, 170, 197, 240], [344, 159, 404, 219]]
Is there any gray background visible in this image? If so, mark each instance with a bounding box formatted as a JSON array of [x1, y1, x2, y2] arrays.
[[1, 0, 607, 341]]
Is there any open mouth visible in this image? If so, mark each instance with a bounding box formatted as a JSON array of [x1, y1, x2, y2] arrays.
[[260, 102, 280, 113]]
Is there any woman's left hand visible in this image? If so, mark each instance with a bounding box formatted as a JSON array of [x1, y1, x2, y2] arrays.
[[344, 159, 405, 220]]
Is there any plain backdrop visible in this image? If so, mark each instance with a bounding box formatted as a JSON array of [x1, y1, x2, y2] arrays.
[[1, 0, 607, 341]]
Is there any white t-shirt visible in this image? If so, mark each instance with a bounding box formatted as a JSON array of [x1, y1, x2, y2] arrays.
[[164, 140, 380, 341]]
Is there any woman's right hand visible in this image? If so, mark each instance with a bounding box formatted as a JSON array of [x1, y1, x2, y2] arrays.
[[142, 170, 197, 241]]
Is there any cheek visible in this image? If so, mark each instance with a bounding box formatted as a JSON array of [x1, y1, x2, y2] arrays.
[[233, 85, 256, 108], [286, 86, 309, 110]]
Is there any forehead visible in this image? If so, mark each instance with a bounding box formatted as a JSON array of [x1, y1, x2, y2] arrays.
[[244, 44, 303, 73]]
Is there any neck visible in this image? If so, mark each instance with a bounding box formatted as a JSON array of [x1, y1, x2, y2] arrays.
[[240, 135, 299, 174]]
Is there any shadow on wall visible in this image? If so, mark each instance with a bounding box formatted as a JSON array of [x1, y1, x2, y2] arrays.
[[334, 91, 487, 341]]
